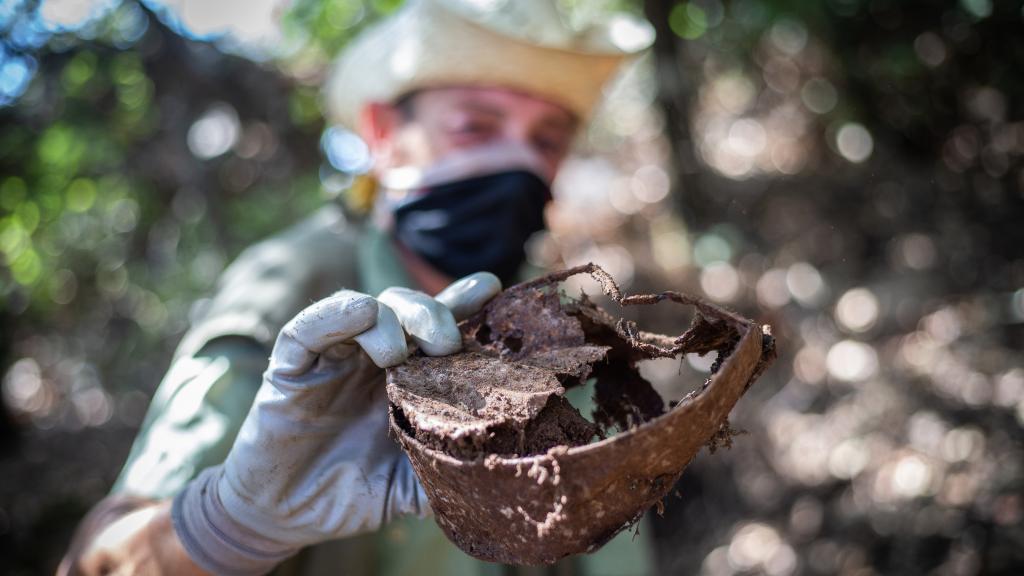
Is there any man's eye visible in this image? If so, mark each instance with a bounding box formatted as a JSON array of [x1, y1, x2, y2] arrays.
[[533, 137, 566, 156], [452, 122, 492, 135]]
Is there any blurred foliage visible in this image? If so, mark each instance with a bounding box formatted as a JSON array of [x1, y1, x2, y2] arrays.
[[0, 0, 1022, 574], [283, 0, 401, 56], [636, 1, 1024, 574], [0, 1, 336, 570]]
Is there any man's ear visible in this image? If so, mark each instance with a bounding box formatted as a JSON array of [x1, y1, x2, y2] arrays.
[[358, 102, 402, 167]]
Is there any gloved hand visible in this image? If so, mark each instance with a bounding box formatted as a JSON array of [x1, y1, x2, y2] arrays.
[[171, 272, 502, 576]]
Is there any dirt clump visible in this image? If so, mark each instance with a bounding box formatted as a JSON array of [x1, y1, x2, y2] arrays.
[[388, 352, 600, 459]]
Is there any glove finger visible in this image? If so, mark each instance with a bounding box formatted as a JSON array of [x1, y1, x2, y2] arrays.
[[434, 272, 502, 321], [272, 290, 378, 376], [286, 290, 378, 351], [353, 303, 409, 368], [378, 287, 460, 357]]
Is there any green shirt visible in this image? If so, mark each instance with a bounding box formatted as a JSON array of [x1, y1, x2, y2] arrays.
[[112, 204, 653, 576]]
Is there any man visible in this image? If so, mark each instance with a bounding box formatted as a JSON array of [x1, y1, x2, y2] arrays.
[[61, 0, 654, 574]]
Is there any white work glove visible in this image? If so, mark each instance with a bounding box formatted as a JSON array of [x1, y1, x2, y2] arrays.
[[171, 273, 502, 576]]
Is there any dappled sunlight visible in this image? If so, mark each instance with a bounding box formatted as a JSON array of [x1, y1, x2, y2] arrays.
[[1, 0, 1022, 574]]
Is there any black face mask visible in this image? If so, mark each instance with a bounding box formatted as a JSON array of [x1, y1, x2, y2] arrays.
[[390, 170, 550, 286]]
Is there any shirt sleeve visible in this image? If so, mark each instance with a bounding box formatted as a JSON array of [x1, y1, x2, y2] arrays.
[[110, 336, 269, 499]]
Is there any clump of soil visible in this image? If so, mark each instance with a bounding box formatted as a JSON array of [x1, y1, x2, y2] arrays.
[[388, 351, 602, 459]]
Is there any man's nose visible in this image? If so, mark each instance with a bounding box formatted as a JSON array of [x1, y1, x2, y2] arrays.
[[500, 123, 559, 178], [501, 121, 533, 149]]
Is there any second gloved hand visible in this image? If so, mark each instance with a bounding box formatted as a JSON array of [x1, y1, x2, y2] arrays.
[[171, 273, 502, 576]]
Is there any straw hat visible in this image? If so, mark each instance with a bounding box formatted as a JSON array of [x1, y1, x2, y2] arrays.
[[325, 0, 654, 128]]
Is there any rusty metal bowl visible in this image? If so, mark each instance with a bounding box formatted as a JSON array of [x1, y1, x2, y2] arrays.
[[386, 264, 776, 565]]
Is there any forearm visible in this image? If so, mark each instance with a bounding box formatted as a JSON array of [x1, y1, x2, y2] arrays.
[[68, 339, 271, 575], [60, 496, 208, 576]]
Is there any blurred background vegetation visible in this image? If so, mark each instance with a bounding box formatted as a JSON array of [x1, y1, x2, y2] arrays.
[[1, 0, 1022, 574]]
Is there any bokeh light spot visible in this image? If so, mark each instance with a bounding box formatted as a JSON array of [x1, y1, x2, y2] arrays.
[[322, 127, 372, 173], [897, 233, 937, 271], [793, 345, 827, 384], [1012, 289, 1024, 322], [700, 261, 740, 302], [669, 3, 708, 40], [829, 438, 870, 480], [727, 523, 796, 575], [891, 455, 934, 499], [913, 32, 947, 68], [959, 0, 993, 19], [835, 123, 873, 163], [728, 118, 767, 157], [835, 287, 880, 333], [66, 178, 97, 212], [2, 358, 46, 415], [756, 268, 790, 309], [187, 103, 239, 159], [608, 13, 656, 52], [786, 262, 826, 307], [800, 78, 837, 114], [769, 18, 808, 55], [630, 165, 670, 203], [826, 340, 878, 382], [694, 233, 733, 267]]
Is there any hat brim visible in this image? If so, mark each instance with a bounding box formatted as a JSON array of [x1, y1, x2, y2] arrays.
[[325, 0, 649, 129]]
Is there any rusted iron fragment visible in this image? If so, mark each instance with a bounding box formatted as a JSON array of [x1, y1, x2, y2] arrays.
[[386, 263, 777, 565]]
